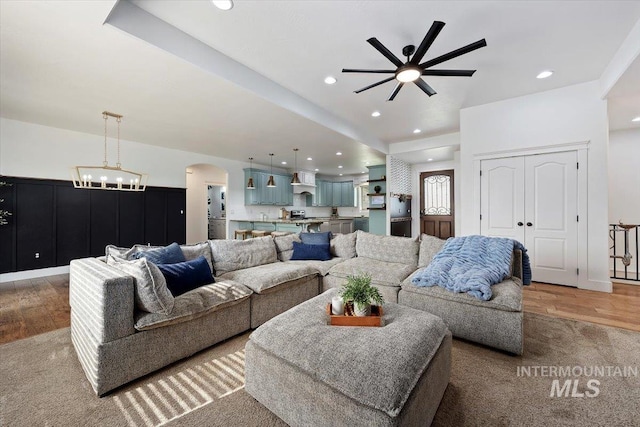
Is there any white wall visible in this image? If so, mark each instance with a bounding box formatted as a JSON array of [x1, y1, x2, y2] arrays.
[[0, 117, 255, 280], [608, 128, 640, 276], [460, 81, 611, 292], [185, 164, 227, 244], [410, 156, 461, 238]]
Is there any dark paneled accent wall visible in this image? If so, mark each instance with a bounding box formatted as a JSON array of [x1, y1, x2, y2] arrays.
[[0, 176, 186, 274]]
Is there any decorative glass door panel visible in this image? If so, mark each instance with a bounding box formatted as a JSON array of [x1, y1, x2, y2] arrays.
[[420, 170, 454, 239]]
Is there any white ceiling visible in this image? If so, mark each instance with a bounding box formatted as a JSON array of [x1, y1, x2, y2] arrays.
[[1, 1, 639, 175]]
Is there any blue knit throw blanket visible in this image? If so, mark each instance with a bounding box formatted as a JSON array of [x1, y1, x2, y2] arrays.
[[411, 235, 529, 301]]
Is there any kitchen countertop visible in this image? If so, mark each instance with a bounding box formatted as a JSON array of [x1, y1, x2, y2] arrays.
[[230, 218, 325, 224], [230, 216, 367, 223]]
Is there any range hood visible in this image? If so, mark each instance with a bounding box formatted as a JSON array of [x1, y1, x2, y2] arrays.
[[293, 184, 315, 195]]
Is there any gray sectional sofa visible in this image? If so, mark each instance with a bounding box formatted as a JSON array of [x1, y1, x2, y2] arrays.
[[69, 230, 524, 397]]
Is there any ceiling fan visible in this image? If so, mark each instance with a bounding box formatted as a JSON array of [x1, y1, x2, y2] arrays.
[[342, 21, 486, 101]]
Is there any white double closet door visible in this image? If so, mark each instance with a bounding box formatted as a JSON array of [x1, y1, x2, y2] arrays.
[[480, 151, 578, 286]]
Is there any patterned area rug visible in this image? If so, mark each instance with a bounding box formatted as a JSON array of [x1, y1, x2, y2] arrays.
[[1, 312, 638, 426]]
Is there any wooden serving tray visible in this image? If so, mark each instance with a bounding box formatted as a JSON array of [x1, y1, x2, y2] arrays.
[[326, 303, 383, 327]]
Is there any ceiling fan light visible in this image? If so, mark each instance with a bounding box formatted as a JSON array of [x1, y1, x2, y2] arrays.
[[396, 66, 421, 83]]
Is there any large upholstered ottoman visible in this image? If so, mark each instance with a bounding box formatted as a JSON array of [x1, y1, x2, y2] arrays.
[[245, 289, 451, 426]]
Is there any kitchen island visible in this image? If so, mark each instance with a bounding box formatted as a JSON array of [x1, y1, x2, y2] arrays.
[[230, 219, 325, 234]]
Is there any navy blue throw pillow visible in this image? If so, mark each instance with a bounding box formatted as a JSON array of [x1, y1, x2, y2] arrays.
[[300, 232, 331, 246], [291, 242, 331, 261], [135, 242, 186, 265], [157, 256, 215, 297]]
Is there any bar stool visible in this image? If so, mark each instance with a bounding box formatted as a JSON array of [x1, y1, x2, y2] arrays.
[[251, 230, 272, 238], [234, 229, 251, 240]]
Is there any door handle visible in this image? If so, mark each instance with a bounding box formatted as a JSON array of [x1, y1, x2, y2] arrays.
[[526, 222, 533, 227], [517, 222, 523, 226]]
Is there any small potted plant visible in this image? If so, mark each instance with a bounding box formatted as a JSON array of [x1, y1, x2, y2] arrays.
[[339, 273, 384, 316]]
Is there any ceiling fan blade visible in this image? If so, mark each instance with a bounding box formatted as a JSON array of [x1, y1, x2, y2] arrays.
[[414, 79, 436, 96], [419, 39, 487, 69], [342, 69, 397, 74], [421, 69, 476, 77], [354, 76, 395, 94], [387, 82, 404, 101], [367, 37, 404, 67], [410, 21, 445, 65]]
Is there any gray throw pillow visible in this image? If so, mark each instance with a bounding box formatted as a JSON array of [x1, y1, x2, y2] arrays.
[[418, 234, 446, 267], [107, 255, 175, 315], [330, 232, 357, 259]]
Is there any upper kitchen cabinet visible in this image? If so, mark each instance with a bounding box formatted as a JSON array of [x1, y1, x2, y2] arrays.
[[244, 169, 293, 206], [315, 180, 333, 207], [331, 181, 354, 207], [340, 181, 355, 207]]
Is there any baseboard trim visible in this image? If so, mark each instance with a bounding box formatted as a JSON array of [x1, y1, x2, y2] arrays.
[[579, 279, 613, 293], [0, 266, 70, 286]]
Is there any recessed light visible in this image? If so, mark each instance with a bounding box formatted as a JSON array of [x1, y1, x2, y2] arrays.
[[632, 116, 640, 122], [281, 161, 287, 165], [536, 70, 553, 79], [336, 152, 342, 156], [212, 0, 233, 11], [338, 165, 343, 169], [314, 168, 319, 172], [362, 171, 366, 174], [324, 76, 337, 85], [307, 157, 313, 161], [413, 129, 421, 134], [427, 158, 433, 162], [371, 111, 381, 117], [339, 173, 343, 176]]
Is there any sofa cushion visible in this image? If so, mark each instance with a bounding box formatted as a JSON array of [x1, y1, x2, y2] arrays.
[[209, 236, 277, 275], [285, 257, 345, 276], [134, 242, 186, 265], [273, 233, 302, 261], [401, 271, 522, 312], [300, 231, 331, 245], [106, 255, 175, 315], [327, 257, 415, 288], [355, 230, 419, 267], [157, 256, 215, 297], [330, 232, 357, 259], [291, 242, 331, 261], [220, 263, 318, 294], [106, 242, 214, 274], [134, 280, 252, 331], [418, 234, 446, 268]]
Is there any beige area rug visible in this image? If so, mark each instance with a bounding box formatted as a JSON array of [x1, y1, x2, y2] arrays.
[[1, 313, 639, 427]]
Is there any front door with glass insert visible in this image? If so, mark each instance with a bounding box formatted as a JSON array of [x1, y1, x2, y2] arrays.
[[420, 169, 454, 239]]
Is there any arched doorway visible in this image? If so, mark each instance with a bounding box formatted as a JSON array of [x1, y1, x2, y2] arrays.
[[185, 164, 228, 243]]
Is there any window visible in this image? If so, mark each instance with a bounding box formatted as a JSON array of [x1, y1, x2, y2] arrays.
[[357, 183, 369, 211]]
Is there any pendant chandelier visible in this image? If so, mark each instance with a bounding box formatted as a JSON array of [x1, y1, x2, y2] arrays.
[[246, 157, 255, 189], [266, 153, 276, 187], [290, 148, 301, 185], [71, 111, 147, 191]]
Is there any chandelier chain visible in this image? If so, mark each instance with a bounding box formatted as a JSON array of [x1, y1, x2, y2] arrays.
[[116, 116, 121, 169], [103, 112, 108, 167]]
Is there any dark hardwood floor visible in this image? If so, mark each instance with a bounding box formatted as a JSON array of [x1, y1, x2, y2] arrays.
[[0, 275, 638, 345]]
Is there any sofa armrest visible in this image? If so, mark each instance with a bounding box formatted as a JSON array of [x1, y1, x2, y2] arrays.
[[69, 258, 136, 344], [512, 249, 523, 283]]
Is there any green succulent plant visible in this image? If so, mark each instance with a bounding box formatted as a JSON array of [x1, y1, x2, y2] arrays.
[[339, 273, 384, 310]]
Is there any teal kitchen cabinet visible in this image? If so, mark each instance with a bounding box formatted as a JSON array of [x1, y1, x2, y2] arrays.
[[244, 169, 293, 206]]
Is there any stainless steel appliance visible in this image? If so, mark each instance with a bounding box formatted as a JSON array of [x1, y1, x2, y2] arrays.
[[390, 196, 411, 237], [290, 210, 306, 219]]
